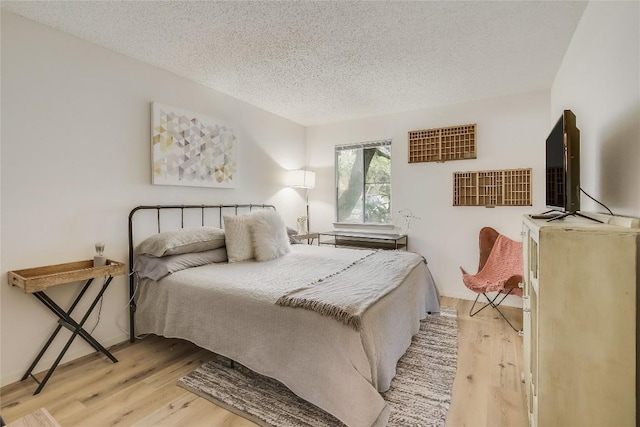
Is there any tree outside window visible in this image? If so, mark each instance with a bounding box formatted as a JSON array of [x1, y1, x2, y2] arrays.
[[335, 140, 392, 224]]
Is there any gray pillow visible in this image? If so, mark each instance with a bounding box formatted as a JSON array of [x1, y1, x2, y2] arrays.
[[134, 247, 228, 280], [134, 226, 225, 257]]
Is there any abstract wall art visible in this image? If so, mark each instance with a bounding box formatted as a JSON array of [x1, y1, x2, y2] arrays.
[[151, 102, 237, 188]]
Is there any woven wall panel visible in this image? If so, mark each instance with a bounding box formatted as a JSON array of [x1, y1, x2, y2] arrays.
[[453, 168, 532, 207], [408, 124, 476, 163]]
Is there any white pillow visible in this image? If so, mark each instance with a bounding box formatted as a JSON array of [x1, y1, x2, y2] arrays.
[[249, 210, 291, 261], [223, 214, 254, 263]]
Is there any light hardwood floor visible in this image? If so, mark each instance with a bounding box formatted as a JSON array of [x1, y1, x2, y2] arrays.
[[0, 296, 528, 426]]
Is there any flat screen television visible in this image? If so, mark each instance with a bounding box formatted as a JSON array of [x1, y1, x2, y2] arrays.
[[545, 109, 580, 213]]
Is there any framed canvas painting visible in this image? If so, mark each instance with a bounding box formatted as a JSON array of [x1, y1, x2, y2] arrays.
[[151, 102, 237, 188]]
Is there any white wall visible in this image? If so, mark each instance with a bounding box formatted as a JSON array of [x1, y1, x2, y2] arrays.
[[0, 12, 306, 386], [306, 91, 550, 302], [552, 1, 639, 217]]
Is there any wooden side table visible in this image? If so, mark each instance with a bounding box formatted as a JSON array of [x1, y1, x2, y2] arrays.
[[8, 259, 126, 395]]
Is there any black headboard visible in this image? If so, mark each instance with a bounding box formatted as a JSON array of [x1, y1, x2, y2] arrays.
[[127, 204, 275, 342]]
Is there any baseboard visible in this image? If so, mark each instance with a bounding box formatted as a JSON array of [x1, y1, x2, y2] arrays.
[[441, 289, 523, 308], [0, 333, 128, 388]]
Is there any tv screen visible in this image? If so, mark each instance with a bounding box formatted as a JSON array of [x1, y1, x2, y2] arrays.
[[545, 110, 580, 212]]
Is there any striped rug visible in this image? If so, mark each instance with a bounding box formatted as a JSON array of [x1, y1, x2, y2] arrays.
[[178, 306, 458, 426]]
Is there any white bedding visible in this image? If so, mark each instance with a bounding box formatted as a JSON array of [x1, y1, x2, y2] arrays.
[[135, 244, 440, 426]]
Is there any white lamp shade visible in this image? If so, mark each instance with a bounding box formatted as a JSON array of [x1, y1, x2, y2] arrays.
[[287, 169, 316, 189]]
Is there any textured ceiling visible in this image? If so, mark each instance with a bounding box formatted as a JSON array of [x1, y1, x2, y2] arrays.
[[2, 1, 587, 126]]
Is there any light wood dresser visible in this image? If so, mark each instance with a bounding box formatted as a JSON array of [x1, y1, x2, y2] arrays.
[[521, 213, 639, 427]]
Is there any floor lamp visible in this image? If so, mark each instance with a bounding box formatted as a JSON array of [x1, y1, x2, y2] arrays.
[[287, 169, 316, 233]]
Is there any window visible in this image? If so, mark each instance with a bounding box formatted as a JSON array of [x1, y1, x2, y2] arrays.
[[335, 140, 392, 224]]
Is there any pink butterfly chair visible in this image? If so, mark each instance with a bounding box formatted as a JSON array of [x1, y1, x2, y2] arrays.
[[460, 227, 523, 331]]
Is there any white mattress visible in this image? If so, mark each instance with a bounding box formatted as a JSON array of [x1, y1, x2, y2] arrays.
[[135, 245, 440, 426]]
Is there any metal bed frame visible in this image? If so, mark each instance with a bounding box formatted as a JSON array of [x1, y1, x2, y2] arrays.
[[127, 204, 275, 343]]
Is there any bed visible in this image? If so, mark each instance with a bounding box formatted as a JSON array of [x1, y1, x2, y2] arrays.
[[128, 204, 441, 427]]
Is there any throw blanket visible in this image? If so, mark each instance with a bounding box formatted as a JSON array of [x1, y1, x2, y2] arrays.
[[277, 250, 425, 330], [462, 234, 523, 296]]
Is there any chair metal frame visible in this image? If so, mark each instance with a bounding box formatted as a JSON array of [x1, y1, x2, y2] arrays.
[[469, 288, 518, 331]]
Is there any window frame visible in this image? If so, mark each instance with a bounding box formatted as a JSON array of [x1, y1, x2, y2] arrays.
[[334, 139, 392, 225]]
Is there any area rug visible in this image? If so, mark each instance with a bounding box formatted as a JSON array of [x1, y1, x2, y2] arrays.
[[178, 306, 458, 426]]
